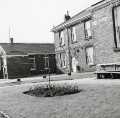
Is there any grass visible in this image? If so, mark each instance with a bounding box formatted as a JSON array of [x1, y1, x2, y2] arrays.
[[1, 79, 120, 118], [23, 84, 82, 97]]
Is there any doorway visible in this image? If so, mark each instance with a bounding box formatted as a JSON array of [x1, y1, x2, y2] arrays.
[[72, 57, 78, 72]]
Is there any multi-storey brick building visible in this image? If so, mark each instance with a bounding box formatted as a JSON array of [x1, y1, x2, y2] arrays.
[[51, 0, 120, 74]]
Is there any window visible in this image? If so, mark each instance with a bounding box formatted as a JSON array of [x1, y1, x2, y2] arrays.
[[71, 26, 77, 42], [59, 31, 65, 46], [29, 56, 36, 70], [59, 53, 62, 67], [114, 5, 120, 47], [62, 53, 67, 67], [44, 56, 49, 69], [84, 20, 92, 39], [85, 47, 94, 65], [59, 53, 66, 68], [0, 58, 2, 71]]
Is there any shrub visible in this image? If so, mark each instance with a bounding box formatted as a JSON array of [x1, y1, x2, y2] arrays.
[[23, 84, 82, 97]]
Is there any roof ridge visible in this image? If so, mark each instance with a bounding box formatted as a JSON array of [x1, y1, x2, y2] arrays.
[[0, 43, 54, 44], [0, 43, 55, 55]]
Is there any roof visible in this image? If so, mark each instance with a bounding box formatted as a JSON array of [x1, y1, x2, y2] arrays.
[[51, 0, 115, 32], [0, 43, 55, 55], [52, 9, 91, 32]]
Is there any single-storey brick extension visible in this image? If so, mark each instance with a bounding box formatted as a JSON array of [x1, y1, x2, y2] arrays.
[[51, 0, 120, 74], [0, 42, 56, 79]]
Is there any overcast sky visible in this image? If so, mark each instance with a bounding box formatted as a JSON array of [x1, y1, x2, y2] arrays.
[[0, 0, 100, 43]]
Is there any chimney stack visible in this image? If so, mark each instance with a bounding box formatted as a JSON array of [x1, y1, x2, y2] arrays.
[[9, 26, 14, 45], [64, 11, 71, 21], [10, 37, 14, 45]]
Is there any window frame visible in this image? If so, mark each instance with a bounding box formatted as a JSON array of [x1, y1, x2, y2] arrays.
[[62, 53, 67, 68], [59, 30, 65, 47], [59, 53, 62, 67], [29, 56, 36, 71], [59, 53, 67, 68], [71, 26, 77, 43], [44, 56, 49, 69], [85, 46, 94, 65], [113, 5, 120, 48], [84, 19, 92, 39]]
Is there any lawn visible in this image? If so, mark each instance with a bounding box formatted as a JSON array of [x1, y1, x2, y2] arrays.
[[0, 80, 120, 118]]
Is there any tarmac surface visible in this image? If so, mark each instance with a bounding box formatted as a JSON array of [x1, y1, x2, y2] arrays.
[[0, 72, 95, 87]]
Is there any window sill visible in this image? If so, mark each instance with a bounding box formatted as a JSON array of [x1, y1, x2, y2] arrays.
[[30, 68, 36, 71], [87, 64, 96, 67], [62, 66, 67, 69], [44, 68, 49, 70], [85, 36, 92, 40], [113, 47, 120, 52], [60, 44, 65, 47], [72, 41, 77, 44]]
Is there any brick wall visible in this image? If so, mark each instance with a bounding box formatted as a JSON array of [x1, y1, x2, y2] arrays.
[[29, 54, 56, 75], [7, 54, 56, 79], [93, 4, 120, 64], [54, 1, 120, 73], [54, 21, 96, 73], [7, 56, 31, 79]]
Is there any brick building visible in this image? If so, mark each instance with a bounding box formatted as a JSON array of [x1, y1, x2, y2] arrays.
[[0, 42, 56, 79], [51, 0, 120, 74]]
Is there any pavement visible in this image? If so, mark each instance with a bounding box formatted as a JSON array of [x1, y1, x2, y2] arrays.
[[2, 72, 120, 88], [0, 72, 96, 87]]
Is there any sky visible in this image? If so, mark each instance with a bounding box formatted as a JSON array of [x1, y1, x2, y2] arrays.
[[0, 0, 100, 43]]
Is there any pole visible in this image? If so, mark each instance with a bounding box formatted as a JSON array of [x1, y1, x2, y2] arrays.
[[66, 28, 71, 76]]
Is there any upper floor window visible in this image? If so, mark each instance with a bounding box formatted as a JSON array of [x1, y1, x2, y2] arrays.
[[84, 20, 92, 39], [85, 46, 94, 65], [59, 31, 65, 46], [71, 26, 77, 43], [29, 56, 36, 71], [113, 5, 120, 48]]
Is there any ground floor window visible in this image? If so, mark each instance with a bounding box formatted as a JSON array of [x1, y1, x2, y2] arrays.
[[62, 53, 66, 68], [44, 56, 49, 69], [57, 53, 66, 68], [85, 46, 94, 65], [29, 56, 36, 70], [0, 58, 2, 71]]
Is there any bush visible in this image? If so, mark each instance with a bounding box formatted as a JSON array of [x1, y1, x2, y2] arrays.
[[23, 84, 82, 97]]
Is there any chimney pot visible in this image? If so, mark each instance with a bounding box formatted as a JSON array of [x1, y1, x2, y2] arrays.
[[64, 11, 71, 21]]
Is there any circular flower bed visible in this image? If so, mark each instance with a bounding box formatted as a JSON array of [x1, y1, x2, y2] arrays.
[[0, 111, 10, 118], [23, 84, 82, 97]]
